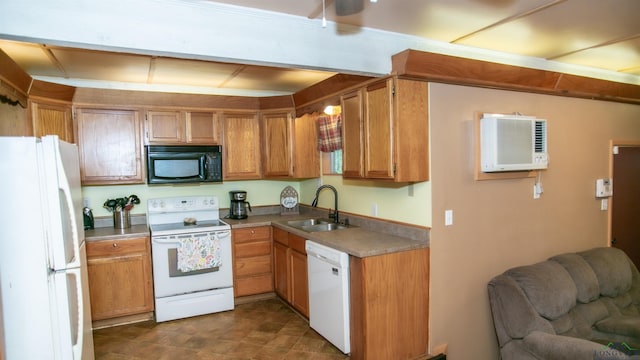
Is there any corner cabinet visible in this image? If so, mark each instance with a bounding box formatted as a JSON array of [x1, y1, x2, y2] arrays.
[[232, 226, 274, 297], [76, 108, 145, 185], [272, 227, 309, 317], [86, 236, 154, 323], [146, 110, 222, 145], [261, 110, 320, 179], [340, 77, 429, 182], [223, 111, 262, 180]]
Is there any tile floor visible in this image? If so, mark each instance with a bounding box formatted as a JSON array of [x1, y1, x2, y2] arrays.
[[92, 298, 349, 360]]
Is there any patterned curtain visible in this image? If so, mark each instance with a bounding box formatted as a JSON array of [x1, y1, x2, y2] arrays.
[[316, 114, 342, 152]]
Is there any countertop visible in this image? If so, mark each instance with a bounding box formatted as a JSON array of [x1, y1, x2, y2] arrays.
[[224, 214, 428, 258], [84, 224, 150, 241], [84, 213, 429, 258]]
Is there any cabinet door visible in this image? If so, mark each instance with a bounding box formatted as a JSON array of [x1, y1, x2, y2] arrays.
[[273, 241, 290, 300], [290, 249, 309, 317], [261, 111, 291, 177], [86, 238, 153, 321], [341, 90, 364, 178], [146, 110, 183, 144], [223, 112, 261, 180], [364, 78, 394, 179], [186, 111, 222, 144], [30, 101, 73, 143], [76, 108, 144, 185], [291, 112, 320, 178]]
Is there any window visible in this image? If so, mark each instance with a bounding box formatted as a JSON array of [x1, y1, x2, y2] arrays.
[[322, 149, 342, 175]]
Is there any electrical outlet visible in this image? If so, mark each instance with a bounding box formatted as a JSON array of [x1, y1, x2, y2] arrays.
[[371, 203, 378, 216], [83, 198, 90, 208]]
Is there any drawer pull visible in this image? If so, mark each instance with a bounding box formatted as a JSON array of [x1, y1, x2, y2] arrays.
[[112, 243, 118, 248]]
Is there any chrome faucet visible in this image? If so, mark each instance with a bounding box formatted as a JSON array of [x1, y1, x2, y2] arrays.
[[311, 185, 339, 223]]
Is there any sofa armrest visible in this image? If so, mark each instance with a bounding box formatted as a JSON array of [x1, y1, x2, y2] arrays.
[[523, 331, 633, 360]]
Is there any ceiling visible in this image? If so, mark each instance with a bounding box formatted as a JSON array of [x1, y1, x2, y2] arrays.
[[1, 0, 638, 97]]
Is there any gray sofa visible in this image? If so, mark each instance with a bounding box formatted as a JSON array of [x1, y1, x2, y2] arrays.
[[488, 247, 640, 359]]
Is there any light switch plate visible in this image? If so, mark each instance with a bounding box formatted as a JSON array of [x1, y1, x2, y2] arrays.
[[445, 210, 453, 226]]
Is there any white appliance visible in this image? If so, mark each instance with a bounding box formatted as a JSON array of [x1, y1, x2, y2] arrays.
[[306, 240, 350, 354], [480, 113, 548, 172], [0, 136, 94, 359], [148, 196, 234, 322]]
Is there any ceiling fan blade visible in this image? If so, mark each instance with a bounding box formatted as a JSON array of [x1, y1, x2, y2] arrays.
[[335, 0, 364, 16]]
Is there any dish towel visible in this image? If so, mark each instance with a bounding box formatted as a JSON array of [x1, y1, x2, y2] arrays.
[[177, 234, 222, 272], [317, 114, 342, 152]]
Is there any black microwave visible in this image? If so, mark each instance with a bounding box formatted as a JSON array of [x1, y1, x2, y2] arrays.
[[146, 145, 222, 184]]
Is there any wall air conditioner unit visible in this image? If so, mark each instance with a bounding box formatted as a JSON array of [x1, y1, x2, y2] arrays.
[[480, 113, 548, 172]]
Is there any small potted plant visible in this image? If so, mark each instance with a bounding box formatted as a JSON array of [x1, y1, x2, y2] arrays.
[[103, 195, 140, 229]]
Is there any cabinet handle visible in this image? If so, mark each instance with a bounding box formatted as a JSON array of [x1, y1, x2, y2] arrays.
[[112, 243, 118, 248]]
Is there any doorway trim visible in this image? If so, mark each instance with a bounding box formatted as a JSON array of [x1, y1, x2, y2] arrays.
[[608, 140, 640, 245]]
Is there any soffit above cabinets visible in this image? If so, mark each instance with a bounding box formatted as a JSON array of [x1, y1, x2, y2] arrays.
[[0, 0, 638, 97]]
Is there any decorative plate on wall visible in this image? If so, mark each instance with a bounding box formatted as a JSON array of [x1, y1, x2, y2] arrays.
[[280, 185, 299, 215]]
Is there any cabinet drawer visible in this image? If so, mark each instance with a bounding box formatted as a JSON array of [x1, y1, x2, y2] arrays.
[[234, 240, 271, 258], [87, 237, 148, 257], [235, 273, 274, 297], [234, 255, 272, 277], [288, 233, 307, 254], [233, 226, 271, 243]]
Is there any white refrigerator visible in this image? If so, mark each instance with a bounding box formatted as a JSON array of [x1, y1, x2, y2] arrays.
[[0, 136, 94, 359]]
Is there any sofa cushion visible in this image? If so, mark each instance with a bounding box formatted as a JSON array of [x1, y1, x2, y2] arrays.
[[595, 316, 640, 338], [551, 253, 600, 303], [506, 261, 577, 320], [580, 247, 633, 297]]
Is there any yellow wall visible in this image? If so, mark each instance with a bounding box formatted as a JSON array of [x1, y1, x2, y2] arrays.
[[428, 83, 640, 358], [82, 180, 301, 217], [300, 176, 431, 226]]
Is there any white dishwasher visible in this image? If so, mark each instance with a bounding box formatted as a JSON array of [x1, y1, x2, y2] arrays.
[[306, 240, 350, 354]]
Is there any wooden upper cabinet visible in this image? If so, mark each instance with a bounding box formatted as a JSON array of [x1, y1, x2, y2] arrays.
[[76, 108, 144, 185], [261, 111, 292, 178], [341, 89, 364, 178], [187, 111, 222, 144], [223, 111, 261, 180], [146, 110, 183, 144], [146, 110, 221, 145], [341, 76, 429, 182], [364, 79, 394, 179], [291, 112, 320, 179], [30, 100, 74, 143]]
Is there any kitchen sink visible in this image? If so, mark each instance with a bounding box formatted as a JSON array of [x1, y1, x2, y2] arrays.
[[286, 218, 353, 232]]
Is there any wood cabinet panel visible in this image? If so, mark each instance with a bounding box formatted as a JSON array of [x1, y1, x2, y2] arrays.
[[187, 111, 221, 144], [349, 248, 429, 360], [272, 227, 308, 317], [364, 79, 394, 179], [290, 249, 308, 317], [341, 90, 364, 178], [291, 112, 320, 178], [223, 112, 261, 180], [273, 241, 290, 300], [30, 101, 74, 143], [86, 237, 153, 322], [261, 111, 291, 177], [232, 226, 273, 298], [76, 108, 144, 185], [146, 110, 183, 143]]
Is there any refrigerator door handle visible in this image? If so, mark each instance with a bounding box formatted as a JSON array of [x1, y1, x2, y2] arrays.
[[69, 267, 84, 360], [56, 154, 81, 269]]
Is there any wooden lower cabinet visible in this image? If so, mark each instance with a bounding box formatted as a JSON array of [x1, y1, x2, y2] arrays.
[[272, 227, 308, 317], [349, 247, 430, 360], [232, 226, 274, 297], [86, 237, 154, 323]]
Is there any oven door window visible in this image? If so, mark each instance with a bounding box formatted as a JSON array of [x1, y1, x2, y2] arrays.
[[167, 248, 219, 277]]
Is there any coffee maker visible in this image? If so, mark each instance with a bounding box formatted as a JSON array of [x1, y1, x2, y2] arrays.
[[229, 191, 251, 219]]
